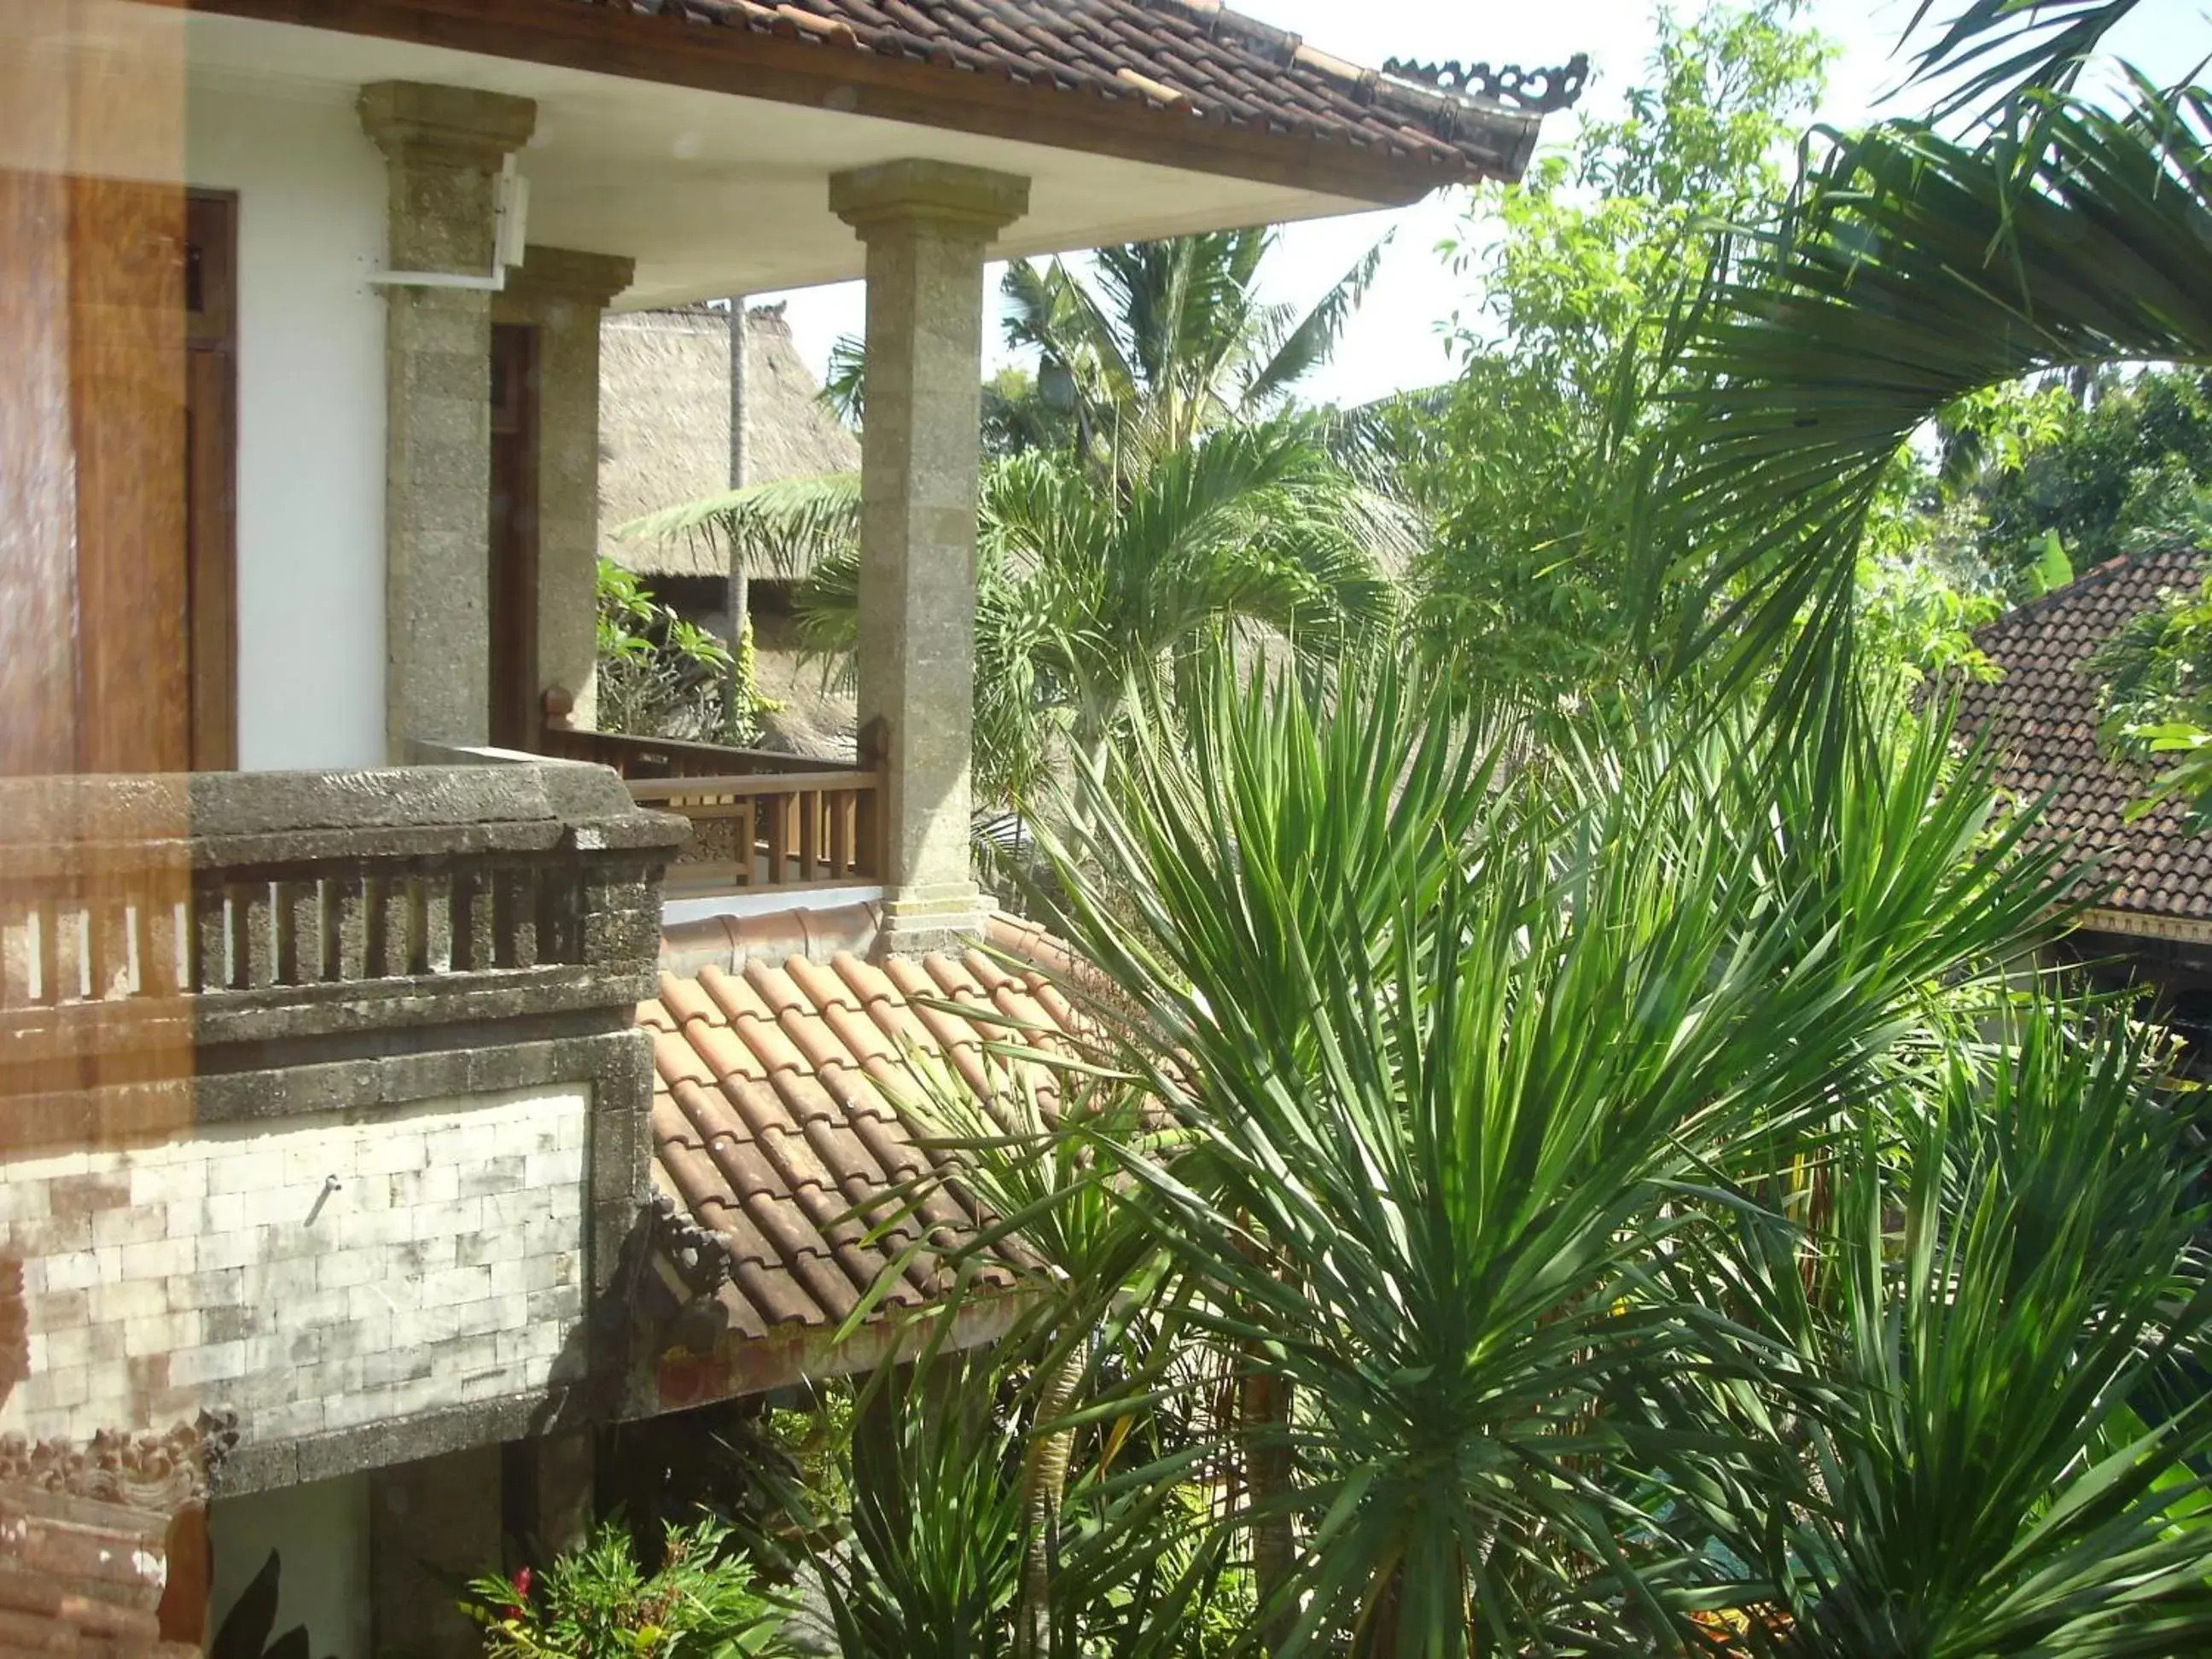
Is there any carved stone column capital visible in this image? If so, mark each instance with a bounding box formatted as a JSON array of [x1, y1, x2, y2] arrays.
[[502, 246, 636, 311], [357, 80, 537, 172], [830, 159, 1031, 244]]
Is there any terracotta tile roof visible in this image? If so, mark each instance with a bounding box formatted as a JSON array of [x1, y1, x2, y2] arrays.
[[551, 0, 1560, 183], [642, 914, 1090, 1348], [1953, 545, 2212, 928]]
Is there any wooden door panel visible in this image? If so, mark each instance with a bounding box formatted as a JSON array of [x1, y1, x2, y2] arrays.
[[67, 172, 190, 776], [0, 174, 235, 777], [185, 191, 237, 771]]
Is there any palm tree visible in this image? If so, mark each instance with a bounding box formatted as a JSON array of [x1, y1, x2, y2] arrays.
[[620, 230, 1403, 809], [1655, 8, 2211, 695], [628, 419, 1404, 812], [999, 228, 1387, 465]]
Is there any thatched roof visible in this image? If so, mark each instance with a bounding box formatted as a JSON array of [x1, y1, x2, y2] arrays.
[[600, 303, 860, 579]]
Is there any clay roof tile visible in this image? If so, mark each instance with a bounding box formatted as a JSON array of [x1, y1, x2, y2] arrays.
[[1953, 545, 2212, 930], [544, 0, 1550, 183], [645, 923, 1088, 1368]]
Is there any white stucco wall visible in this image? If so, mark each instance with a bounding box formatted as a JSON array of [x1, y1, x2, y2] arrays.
[[210, 1472, 373, 1659], [188, 82, 387, 771]]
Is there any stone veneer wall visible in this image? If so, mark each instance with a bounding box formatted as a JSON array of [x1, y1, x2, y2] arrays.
[[0, 1085, 589, 1447]]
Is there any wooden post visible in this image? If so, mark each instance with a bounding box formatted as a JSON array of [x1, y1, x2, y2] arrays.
[[726, 294, 751, 742]]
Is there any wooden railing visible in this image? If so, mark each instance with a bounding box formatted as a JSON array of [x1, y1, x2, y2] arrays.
[[627, 771, 884, 894], [533, 718, 887, 896], [535, 725, 852, 783]]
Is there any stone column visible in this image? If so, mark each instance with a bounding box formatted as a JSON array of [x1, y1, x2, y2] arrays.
[[358, 82, 536, 757], [830, 160, 1028, 953], [494, 247, 635, 736]]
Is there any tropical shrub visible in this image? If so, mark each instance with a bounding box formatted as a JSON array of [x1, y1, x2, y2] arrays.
[[462, 1516, 787, 1659], [592, 559, 754, 742], [1668, 1002, 2212, 1656]]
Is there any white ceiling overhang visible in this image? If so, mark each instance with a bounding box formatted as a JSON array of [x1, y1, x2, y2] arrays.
[[183, 9, 1406, 306]]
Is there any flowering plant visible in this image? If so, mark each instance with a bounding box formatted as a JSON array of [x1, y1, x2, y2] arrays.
[[463, 1516, 787, 1658]]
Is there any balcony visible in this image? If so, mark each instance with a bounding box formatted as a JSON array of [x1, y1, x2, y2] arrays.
[[532, 726, 887, 903], [0, 762, 683, 1472]]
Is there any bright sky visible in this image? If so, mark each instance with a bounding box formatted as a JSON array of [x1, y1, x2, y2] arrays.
[[765, 0, 2205, 410]]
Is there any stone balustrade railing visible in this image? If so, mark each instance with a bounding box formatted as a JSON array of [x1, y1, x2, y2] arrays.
[[0, 765, 688, 1107]]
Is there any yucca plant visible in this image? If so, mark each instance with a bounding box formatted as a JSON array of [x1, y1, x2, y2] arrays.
[[1663, 999, 2212, 1656], [815, 1350, 1028, 1659], [972, 652, 2085, 1656]]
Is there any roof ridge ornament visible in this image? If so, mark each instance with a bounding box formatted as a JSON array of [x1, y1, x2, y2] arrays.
[[1382, 52, 1591, 114]]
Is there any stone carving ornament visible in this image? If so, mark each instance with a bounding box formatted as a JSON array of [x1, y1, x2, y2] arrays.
[[1382, 53, 1592, 114], [0, 1413, 236, 1511]]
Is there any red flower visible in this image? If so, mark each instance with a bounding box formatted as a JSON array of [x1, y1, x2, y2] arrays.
[[507, 1568, 533, 1607]]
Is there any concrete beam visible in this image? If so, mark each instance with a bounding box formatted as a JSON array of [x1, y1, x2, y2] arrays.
[[831, 160, 1029, 954]]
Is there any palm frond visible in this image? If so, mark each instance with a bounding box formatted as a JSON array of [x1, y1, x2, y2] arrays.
[[1668, 82, 2212, 690], [1241, 234, 1391, 412], [616, 472, 860, 582], [824, 331, 867, 427], [1900, 0, 2149, 116]]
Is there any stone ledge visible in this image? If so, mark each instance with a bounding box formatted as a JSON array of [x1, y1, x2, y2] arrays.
[[500, 246, 637, 310], [358, 80, 537, 166], [0, 765, 686, 876], [3, 965, 655, 1067], [214, 1386, 578, 1498]]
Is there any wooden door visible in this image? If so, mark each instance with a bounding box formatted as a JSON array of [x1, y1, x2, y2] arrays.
[[59, 172, 190, 775], [488, 323, 540, 751], [184, 191, 238, 771], [0, 172, 235, 775]]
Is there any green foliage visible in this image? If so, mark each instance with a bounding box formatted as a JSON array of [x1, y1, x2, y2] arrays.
[[2088, 566, 2212, 822], [760, 1382, 856, 1528], [812, 1354, 1027, 1659], [628, 230, 1396, 805], [1446, 0, 1831, 390], [1855, 551, 2000, 689], [940, 650, 2147, 1656], [463, 1516, 786, 1659], [591, 558, 760, 742], [1673, 1002, 2212, 1656], [999, 229, 1387, 466], [1408, 0, 1837, 703], [726, 422, 1397, 809], [1900, 0, 2146, 118], [984, 364, 1077, 461], [1970, 370, 2212, 579], [1668, 79, 2212, 698], [802, 1336, 1266, 1659]]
